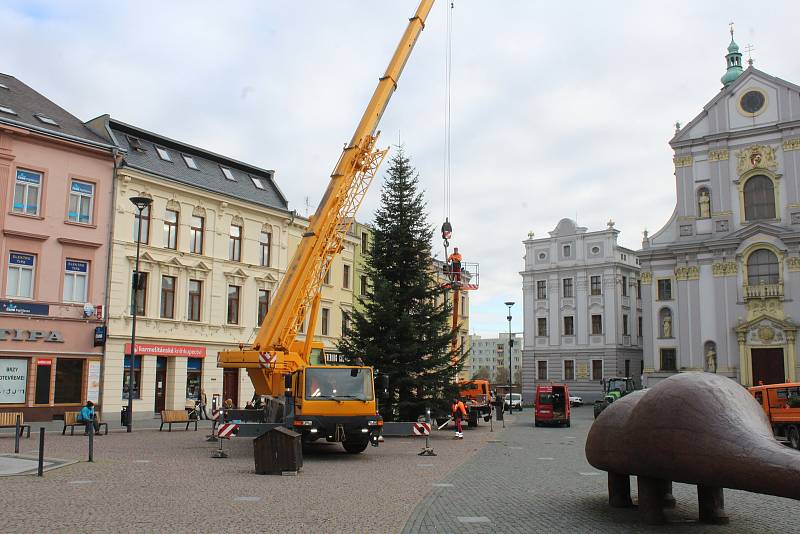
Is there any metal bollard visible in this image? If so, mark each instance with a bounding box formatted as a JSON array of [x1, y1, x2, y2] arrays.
[[14, 415, 20, 454], [37, 427, 45, 477], [88, 422, 94, 462]]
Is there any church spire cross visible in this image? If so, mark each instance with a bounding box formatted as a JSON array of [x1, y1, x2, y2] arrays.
[[744, 44, 756, 66], [721, 23, 744, 86]]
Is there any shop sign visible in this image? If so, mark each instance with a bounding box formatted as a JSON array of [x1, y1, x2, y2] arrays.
[[0, 300, 50, 316], [87, 361, 101, 403], [0, 329, 64, 342], [70, 181, 94, 195], [65, 260, 88, 273], [9, 253, 34, 266], [0, 358, 27, 404], [124, 343, 206, 358], [37, 358, 52, 366]]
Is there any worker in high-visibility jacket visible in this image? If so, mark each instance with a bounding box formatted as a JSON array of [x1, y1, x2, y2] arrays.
[[451, 397, 467, 439], [448, 248, 463, 282]]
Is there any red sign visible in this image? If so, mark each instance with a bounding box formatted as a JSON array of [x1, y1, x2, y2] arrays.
[[124, 343, 207, 358], [37, 358, 53, 366]]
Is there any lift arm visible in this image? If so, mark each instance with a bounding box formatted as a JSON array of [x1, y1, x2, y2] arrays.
[[251, 0, 435, 356]]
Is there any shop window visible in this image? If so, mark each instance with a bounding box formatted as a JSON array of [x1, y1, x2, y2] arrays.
[[123, 355, 142, 399], [68, 179, 94, 224], [190, 215, 204, 254], [537, 280, 547, 299], [227, 285, 240, 324], [54, 358, 83, 404], [163, 209, 178, 249], [160, 275, 176, 319], [12, 168, 42, 215], [563, 359, 575, 381], [321, 307, 330, 336], [258, 289, 270, 325], [7, 252, 35, 299], [35, 361, 52, 404], [63, 259, 89, 303], [134, 204, 151, 244], [188, 279, 202, 322], [591, 359, 603, 381], [229, 225, 242, 261], [260, 231, 271, 267], [186, 358, 202, 400], [0, 358, 28, 404]]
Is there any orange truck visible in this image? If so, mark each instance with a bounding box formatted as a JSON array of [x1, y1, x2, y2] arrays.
[[748, 382, 800, 450], [459, 379, 493, 427]]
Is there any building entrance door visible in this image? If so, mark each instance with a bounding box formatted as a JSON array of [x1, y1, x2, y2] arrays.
[[751, 348, 785, 385], [155, 357, 168, 412], [223, 368, 239, 406]]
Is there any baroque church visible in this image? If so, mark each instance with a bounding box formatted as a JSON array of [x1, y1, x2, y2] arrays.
[[640, 30, 800, 387]]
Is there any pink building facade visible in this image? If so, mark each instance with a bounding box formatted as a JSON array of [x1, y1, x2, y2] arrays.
[[0, 74, 116, 421]]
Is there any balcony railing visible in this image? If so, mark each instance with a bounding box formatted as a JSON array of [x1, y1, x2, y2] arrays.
[[744, 281, 784, 300]]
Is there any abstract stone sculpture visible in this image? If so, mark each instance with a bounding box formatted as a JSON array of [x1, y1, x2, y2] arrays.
[[585, 372, 800, 525]]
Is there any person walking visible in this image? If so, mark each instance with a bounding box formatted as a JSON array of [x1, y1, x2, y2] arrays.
[[451, 397, 467, 439], [198, 389, 209, 420], [78, 400, 101, 436]]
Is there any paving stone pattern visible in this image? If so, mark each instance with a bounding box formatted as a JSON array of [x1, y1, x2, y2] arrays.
[[0, 416, 494, 533], [403, 407, 799, 534]]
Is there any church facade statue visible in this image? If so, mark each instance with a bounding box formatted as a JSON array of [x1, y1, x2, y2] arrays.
[[698, 189, 711, 219], [662, 315, 672, 338]]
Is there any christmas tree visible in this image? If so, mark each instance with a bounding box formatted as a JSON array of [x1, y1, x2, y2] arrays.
[[338, 148, 462, 421]]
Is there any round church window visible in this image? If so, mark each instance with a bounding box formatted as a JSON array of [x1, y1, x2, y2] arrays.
[[538, 252, 546, 260], [591, 246, 600, 254], [740, 90, 765, 114]]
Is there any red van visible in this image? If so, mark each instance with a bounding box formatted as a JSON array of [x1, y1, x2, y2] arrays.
[[534, 384, 571, 427]]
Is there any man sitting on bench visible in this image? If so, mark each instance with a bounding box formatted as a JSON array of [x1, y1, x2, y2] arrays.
[[78, 400, 102, 436]]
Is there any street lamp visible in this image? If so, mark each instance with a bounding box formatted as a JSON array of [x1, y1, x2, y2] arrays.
[[126, 196, 152, 432], [505, 301, 514, 414]]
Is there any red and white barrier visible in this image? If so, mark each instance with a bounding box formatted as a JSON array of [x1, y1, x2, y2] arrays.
[[412, 422, 431, 436]]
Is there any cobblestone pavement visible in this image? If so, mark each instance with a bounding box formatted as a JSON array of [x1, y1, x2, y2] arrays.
[[0, 416, 496, 533], [403, 407, 799, 534]]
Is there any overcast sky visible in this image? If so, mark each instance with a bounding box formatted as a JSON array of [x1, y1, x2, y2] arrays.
[[2, 1, 799, 337]]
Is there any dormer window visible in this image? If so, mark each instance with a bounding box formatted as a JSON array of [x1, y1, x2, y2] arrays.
[[250, 176, 265, 190], [182, 155, 198, 170], [221, 167, 236, 181], [155, 146, 171, 162], [0, 105, 16, 115], [127, 136, 145, 152], [35, 114, 58, 126]]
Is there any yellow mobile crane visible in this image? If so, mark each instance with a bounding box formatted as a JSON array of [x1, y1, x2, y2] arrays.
[[218, 0, 435, 453]]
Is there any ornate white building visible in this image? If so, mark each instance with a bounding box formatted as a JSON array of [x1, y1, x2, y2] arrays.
[[521, 219, 643, 402], [640, 33, 800, 387]]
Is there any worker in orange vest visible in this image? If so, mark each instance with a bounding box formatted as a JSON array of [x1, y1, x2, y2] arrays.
[[448, 247, 463, 282], [451, 397, 467, 439]]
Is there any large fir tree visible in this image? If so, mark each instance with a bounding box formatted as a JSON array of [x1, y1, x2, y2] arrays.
[[338, 148, 462, 421]]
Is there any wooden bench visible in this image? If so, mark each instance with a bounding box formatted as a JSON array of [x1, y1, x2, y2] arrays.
[[160, 409, 198, 431], [62, 411, 108, 436], [0, 412, 30, 437]]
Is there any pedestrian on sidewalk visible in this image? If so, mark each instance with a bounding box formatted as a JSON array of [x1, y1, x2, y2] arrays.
[[451, 397, 467, 439], [78, 400, 101, 435], [198, 389, 209, 420]]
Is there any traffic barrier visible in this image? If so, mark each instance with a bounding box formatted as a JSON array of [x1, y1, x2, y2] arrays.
[[217, 423, 239, 438], [412, 422, 431, 436]]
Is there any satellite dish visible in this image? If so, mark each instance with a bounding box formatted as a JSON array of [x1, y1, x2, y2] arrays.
[[83, 303, 95, 318]]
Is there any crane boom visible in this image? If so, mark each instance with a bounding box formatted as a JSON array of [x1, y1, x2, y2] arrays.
[[253, 0, 435, 354]]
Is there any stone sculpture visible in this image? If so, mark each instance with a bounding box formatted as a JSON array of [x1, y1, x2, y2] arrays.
[[698, 190, 711, 219], [662, 315, 672, 338], [585, 373, 800, 525]]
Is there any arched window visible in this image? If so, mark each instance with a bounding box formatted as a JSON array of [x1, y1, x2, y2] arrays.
[[743, 175, 775, 221], [747, 249, 779, 285], [658, 308, 673, 338]]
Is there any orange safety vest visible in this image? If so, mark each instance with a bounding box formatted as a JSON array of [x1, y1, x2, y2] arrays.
[[452, 401, 467, 418], [448, 252, 462, 263]]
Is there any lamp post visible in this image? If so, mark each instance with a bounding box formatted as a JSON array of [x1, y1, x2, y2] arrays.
[[505, 301, 514, 414], [127, 196, 152, 432]]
